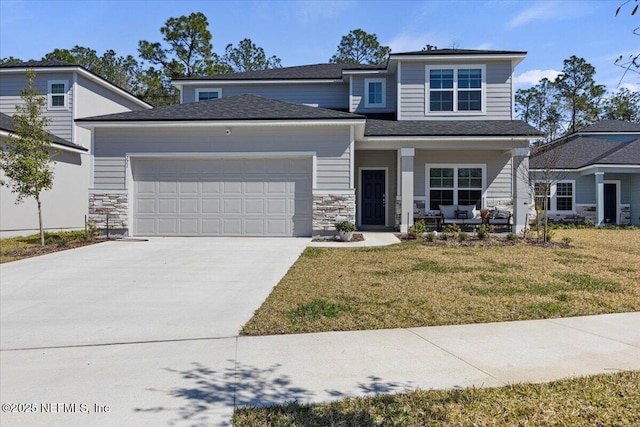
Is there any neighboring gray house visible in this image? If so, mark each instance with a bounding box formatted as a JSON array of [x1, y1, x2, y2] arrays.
[[78, 49, 542, 237], [0, 61, 151, 237], [530, 120, 640, 226]]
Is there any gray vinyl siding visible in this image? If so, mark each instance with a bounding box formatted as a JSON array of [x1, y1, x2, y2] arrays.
[[399, 60, 513, 121], [355, 150, 397, 224], [0, 72, 73, 141], [413, 149, 513, 203], [92, 125, 352, 191], [181, 83, 349, 109], [350, 76, 396, 113]]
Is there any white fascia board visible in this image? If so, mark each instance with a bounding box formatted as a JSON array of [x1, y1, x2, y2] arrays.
[[578, 132, 640, 136], [360, 135, 532, 143], [390, 54, 526, 62], [0, 129, 87, 153], [531, 165, 640, 174], [1, 67, 152, 109], [173, 79, 343, 87], [357, 137, 530, 150], [342, 70, 389, 75], [77, 119, 366, 129]]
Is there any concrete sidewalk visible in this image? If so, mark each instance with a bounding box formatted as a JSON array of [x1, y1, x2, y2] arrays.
[[2, 312, 638, 426]]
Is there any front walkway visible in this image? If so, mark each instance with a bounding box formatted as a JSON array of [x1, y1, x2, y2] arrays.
[[3, 312, 638, 426], [308, 232, 400, 248]]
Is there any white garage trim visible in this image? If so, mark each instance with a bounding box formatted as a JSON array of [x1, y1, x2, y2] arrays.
[[125, 152, 316, 237]]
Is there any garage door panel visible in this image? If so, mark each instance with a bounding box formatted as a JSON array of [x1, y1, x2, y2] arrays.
[[137, 198, 156, 214], [202, 182, 221, 194], [223, 199, 242, 214], [179, 199, 199, 214], [202, 199, 220, 214], [223, 218, 242, 234], [245, 199, 265, 214], [158, 182, 178, 194], [223, 181, 243, 195], [179, 219, 199, 234], [134, 157, 312, 237], [158, 219, 178, 234], [158, 199, 178, 214], [201, 219, 221, 234]]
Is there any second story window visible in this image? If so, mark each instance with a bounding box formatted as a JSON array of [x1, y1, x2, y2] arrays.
[[48, 80, 68, 110], [196, 88, 222, 101], [364, 78, 386, 108], [426, 66, 485, 114]]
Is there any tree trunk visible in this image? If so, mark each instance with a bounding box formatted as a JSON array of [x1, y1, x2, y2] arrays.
[[37, 195, 44, 246]]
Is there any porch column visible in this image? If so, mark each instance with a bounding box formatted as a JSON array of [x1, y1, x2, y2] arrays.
[[400, 147, 415, 233], [511, 148, 530, 234], [595, 172, 605, 226]]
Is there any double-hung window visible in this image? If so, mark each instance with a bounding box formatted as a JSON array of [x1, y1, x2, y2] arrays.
[[48, 80, 68, 110], [426, 65, 484, 114], [195, 88, 222, 101], [427, 165, 485, 210], [364, 78, 386, 108], [534, 181, 574, 212]]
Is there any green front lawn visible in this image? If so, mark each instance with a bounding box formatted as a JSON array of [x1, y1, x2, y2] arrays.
[[241, 229, 640, 335], [234, 371, 640, 426]]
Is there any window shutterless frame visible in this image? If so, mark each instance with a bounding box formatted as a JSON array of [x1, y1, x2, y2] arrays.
[[364, 78, 386, 108], [425, 65, 486, 115], [195, 88, 222, 101], [48, 80, 68, 110]]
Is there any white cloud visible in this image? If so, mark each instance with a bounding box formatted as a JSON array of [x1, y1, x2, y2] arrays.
[[473, 42, 493, 51], [507, 2, 557, 29], [619, 82, 640, 92], [514, 69, 562, 87]]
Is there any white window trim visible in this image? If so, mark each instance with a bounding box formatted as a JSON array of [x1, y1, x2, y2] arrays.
[[425, 163, 487, 210], [48, 80, 68, 110], [533, 180, 575, 213], [424, 65, 486, 115], [195, 88, 222, 101], [364, 78, 386, 108]]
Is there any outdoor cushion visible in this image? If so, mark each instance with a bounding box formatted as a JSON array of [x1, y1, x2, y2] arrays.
[[455, 209, 469, 219], [495, 209, 510, 219], [458, 204, 478, 219], [439, 205, 457, 219]]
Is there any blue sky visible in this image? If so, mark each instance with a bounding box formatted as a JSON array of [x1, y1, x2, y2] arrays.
[[1, 0, 638, 92]]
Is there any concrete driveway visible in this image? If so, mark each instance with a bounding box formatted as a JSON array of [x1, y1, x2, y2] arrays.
[[1, 237, 308, 427], [1, 237, 308, 349]]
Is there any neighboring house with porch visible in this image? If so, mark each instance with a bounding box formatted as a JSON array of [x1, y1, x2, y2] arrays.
[[77, 49, 541, 237], [0, 61, 151, 238], [530, 120, 640, 226]]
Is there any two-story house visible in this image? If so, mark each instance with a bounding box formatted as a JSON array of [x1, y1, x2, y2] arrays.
[[77, 49, 542, 237], [0, 60, 151, 237]]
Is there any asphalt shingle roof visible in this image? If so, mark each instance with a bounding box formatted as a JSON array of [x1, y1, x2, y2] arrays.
[[0, 113, 87, 151], [174, 63, 386, 81], [0, 60, 76, 68], [364, 119, 542, 137], [578, 120, 640, 133], [77, 94, 365, 122], [530, 136, 640, 169]]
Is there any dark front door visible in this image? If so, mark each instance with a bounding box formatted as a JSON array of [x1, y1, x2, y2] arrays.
[[604, 183, 617, 224], [361, 170, 386, 225]]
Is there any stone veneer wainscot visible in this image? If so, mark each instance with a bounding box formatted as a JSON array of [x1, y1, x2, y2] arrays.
[[88, 193, 129, 231], [313, 193, 356, 231]]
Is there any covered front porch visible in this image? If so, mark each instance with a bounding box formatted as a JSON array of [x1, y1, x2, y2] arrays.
[[354, 144, 531, 234]]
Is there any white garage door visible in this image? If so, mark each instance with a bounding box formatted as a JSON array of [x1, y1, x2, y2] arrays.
[[132, 157, 312, 237]]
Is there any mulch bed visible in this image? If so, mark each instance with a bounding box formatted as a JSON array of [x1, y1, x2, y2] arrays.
[[400, 234, 570, 248], [311, 233, 365, 243], [1, 240, 103, 262]]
